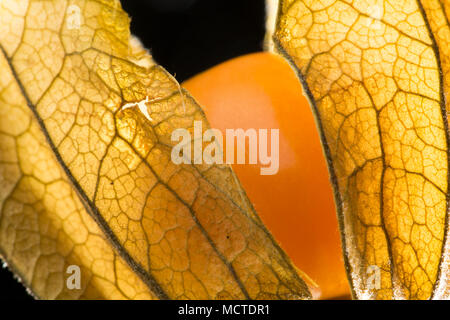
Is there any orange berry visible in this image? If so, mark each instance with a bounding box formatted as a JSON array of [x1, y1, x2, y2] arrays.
[[183, 52, 351, 299]]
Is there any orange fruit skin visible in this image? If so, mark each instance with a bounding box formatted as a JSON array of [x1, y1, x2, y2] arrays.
[[183, 52, 350, 299]]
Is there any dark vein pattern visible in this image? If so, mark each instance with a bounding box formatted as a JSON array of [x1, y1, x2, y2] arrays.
[[0, 0, 311, 299], [270, 0, 450, 299]]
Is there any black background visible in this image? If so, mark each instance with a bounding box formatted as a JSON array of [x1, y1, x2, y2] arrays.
[[122, 0, 266, 81], [0, 0, 266, 300]]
